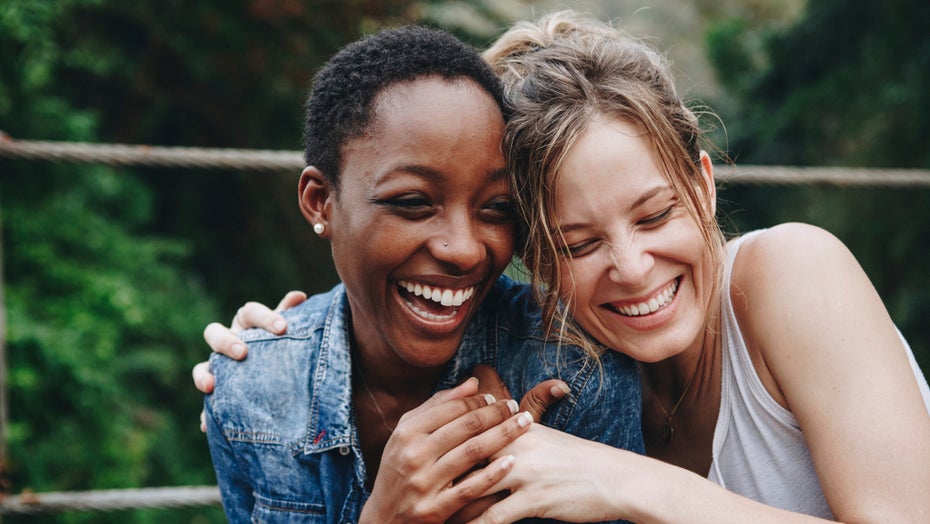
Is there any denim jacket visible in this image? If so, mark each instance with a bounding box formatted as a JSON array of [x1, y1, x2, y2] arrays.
[[205, 276, 642, 523]]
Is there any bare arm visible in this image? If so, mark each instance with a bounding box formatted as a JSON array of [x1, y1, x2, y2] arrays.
[[470, 224, 930, 524], [733, 223, 930, 522], [470, 424, 830, 524]]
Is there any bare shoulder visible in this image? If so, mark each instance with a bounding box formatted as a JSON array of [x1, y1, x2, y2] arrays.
[[731, 222, 857, 297], [729, 223, 876, 403], [737, 222, 849, 266]]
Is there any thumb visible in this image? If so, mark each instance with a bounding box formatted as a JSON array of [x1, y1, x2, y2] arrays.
[[519, 379, 570, 421]]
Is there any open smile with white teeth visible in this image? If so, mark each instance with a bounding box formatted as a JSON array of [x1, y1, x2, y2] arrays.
[[397, 280, 477, 320], [610, 278, 680, 317]]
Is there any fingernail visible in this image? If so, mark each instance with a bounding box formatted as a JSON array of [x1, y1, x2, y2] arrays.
[[231, 343, 246, 359], [551, 382, 571, 398], [272, 319, 286, 332], [517, 411, 533, 427], [500, 454, 515, 470], [506, 398, 518, 414], [484, 393, 497, 406]]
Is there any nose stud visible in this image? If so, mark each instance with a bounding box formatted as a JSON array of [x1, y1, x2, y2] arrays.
[[443, 242, 448, 247]]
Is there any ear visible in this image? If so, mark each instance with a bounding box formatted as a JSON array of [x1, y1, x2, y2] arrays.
[[698, 150, 716, 216], [298, 166, 333, 237]]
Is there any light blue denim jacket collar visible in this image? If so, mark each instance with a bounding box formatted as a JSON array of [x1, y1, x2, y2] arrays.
[[301, 288, 354, 455]]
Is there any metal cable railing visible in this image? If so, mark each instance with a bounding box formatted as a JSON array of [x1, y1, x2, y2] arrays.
[[3, 132, 930, 186], [0, 486, 221, 515]]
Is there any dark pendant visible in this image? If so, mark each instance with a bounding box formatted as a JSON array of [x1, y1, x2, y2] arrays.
[[662, 422, 674, 444]]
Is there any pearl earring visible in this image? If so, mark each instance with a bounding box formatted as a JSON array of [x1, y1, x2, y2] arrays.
[[313, 223, 325, 235]]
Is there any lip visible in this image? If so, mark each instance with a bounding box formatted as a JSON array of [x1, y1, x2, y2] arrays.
[[393, 278, 484, 336], [600, 276, 682, 330], [397, 280, 477, 307]]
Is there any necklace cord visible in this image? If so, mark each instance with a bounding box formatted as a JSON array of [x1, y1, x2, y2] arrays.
[[643, 333, 708, 444], [354, 359, 396, 433]]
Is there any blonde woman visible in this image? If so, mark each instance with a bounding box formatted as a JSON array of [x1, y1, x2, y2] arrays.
[[466, 10, 930, 523]]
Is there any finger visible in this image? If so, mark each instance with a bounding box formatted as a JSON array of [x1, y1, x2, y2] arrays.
[[466, 492, 533, 524], [391, 398, 519, 484], [200, 410, 207, 433], [192, 361, 215, 393], [231, 301, 286, 334], [274, 290, 307, 312], [429, 398, 520, 445], [435, 410, 532, 479], [519, 379, 571, 422], [203, 322, 248, 359], [447, 492, 508, 524], [406, 376, 481, 416], [400, 388, 499, 437], [471, 364, 513, 401], [445, 462, 513, 524]]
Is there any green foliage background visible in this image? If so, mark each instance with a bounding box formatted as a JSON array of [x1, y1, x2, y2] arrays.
[[0, 0, 926, 522], [704, 0, 930, 377]]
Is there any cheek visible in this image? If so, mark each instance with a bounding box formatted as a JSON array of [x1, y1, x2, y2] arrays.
[[487, 224, 517, 267], [560, 258, 598, 309]]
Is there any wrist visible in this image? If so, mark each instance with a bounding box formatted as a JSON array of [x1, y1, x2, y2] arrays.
[[600, 448, 641, 520], [619, 454, 703, 524]]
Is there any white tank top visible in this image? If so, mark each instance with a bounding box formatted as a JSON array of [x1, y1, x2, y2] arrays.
[[707, 231, 930, 518]]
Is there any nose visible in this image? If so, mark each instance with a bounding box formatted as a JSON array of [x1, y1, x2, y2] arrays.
[[430, 214, 485, 273], [606, 237, 654, 286]]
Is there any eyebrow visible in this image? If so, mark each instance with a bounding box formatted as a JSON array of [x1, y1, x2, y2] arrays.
[[557, 183, 672, 234], [489, 167, 508, 182], [389, 164, 508, 182], [631, 185, 671, 209]]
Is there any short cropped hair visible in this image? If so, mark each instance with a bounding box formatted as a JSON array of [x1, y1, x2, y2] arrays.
[[304, 25, 505, 187]]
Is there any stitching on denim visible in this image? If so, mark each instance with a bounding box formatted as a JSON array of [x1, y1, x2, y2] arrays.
[[254, 497, 326, 514], [226, 430, 282, 444]]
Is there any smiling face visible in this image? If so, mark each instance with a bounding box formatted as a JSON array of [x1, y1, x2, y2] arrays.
[[554, 115, 715, 363], [307, 77, 514, 371]]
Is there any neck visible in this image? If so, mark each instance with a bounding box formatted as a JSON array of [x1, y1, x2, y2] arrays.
[[641, 314, 720, 408], [352, 349, 442, 400]]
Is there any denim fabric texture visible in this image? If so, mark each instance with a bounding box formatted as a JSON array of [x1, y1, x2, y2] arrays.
[[205, 275, 643, 523]]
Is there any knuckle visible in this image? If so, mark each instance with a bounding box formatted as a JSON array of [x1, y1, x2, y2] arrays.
[[409, 499, 443, 523], [500, 419, 521, 440], [462, 412, 484, 433], [455, 481, 477, 502], [390, 420, 417, 443], [500, 423, 515, 440], [459, 396, 484, 411], [527, 396, 545, 412], [463, 441, 484, 461], [406, 473, 429, 493]]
